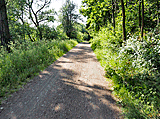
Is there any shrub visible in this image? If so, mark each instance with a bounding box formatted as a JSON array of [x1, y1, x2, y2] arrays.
[[91, 29, 160, 118], [0, 39, 78, 102]]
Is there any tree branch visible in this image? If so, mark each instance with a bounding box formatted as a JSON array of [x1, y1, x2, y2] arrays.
[[29, 7, 37, 26], [36, 0, 51, 14]]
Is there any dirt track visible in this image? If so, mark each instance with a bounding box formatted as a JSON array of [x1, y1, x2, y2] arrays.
[[0, 42, 122, 119]]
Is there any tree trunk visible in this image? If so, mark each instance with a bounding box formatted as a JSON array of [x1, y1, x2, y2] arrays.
[[27, 25, 35, 42], [126, 0, 127, 7], [141, 0, 144, 38], [112, 0, 115, 33], [115, 0, 117, 13], [120, 0, 126, 41], [139, 0, 141, 29], [37, 25, 42, 40], [0, 0, 11, 49], [21, 8, 25, 42], [29, 6, 43, 40], [157, 0, 159, 26]]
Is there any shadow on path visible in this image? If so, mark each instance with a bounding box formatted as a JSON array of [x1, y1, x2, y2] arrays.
[[0, 42, 122, 119]]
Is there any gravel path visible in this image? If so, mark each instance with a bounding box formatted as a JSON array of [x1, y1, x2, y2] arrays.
[[0, 42, 122, 119]]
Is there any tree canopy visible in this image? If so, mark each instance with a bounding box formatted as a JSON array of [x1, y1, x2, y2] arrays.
[[59, 0, 81, 39]]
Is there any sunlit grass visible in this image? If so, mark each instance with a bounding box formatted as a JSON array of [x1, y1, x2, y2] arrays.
[[0, 39, 78, 103]]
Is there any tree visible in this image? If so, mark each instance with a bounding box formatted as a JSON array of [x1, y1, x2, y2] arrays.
[[141, 0, 144, 38], [26, 0, 55, 40], [139, 0, 141, 29], [120, 0, 126, 41], [112, 0, 115, 33], [80, 0, 112, 31], [6, 0, 55, 42], [157, 0, 159, 26], [0, 0, 11, 49], [60, 0, 80, 38], [7, 0, 28, 41], [80, 0, 158, 41]]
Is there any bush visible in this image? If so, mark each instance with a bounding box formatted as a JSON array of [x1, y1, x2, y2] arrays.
[[0, 39, 78, 101], [90, 25, 123, 50], [91, 28, 160, 118]]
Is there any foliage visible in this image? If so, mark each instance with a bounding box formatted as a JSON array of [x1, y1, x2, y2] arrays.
[[90, 23, 123, 51], [26, 0, 55, 40], [40, 24, 58, 40], [81, 0, 160, 118], [56, 24, 70, 40], [91, 27, 160, 118], [59, 0, 81, 39], [80, 0, 112, 31], [2, 0, 87, 44], [0, 39, 78, 103], [6, 0, 56, 42], [81, 0, 159, 35], [0, 0, 86, 105], [74, 23, 90, 42], [56, 22, 88, 42]]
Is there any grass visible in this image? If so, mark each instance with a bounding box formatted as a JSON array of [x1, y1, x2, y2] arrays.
[[0, 39, 78, 104]]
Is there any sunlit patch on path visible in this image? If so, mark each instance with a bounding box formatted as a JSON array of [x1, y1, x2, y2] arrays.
[[0, 42, 122, 119]]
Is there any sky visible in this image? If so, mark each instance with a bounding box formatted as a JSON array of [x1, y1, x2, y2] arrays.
[[49, 0, 87, 27]]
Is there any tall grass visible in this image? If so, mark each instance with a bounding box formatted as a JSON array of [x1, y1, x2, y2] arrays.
[[0, 39, 78, 102]]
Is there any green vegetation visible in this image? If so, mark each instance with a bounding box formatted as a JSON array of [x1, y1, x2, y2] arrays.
[[0, 0, 87, 103], [91, 27, 160, 118], [59, 0, 80, 39], [0, 39, 78, 103], [0, 0, 159, 117], [81, 0, 160, 118]]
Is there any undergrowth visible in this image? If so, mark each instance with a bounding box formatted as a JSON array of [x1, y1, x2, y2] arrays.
[[0, 39, 78, 103], [91, 27, 160, 118]]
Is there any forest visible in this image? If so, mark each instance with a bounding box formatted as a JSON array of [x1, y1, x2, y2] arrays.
[[0, 0, 160, 118], [80, 0, 160, 118]]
